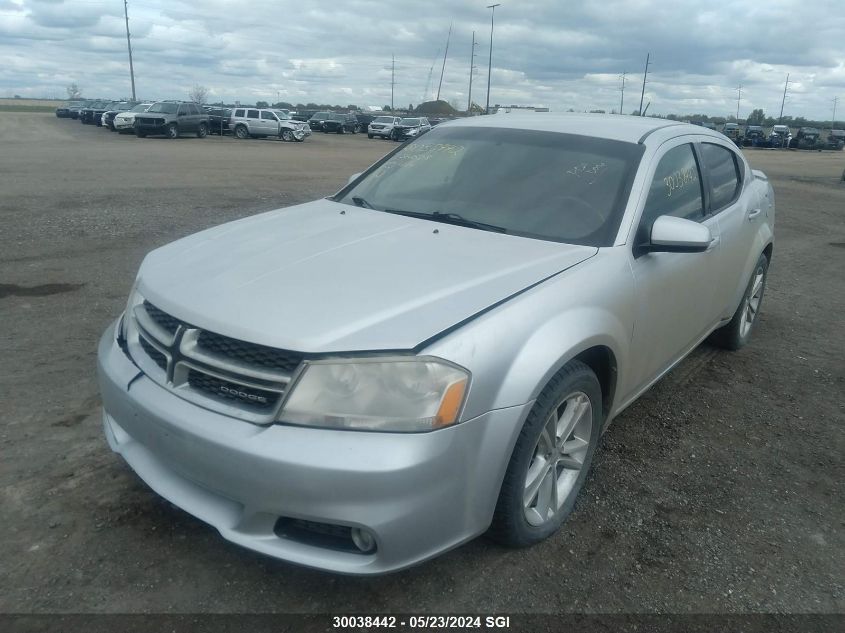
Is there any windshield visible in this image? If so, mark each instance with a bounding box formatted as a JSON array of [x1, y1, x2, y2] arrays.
[[337, 126, 643, 246], [400, 118, 421, 126], [129, 103, 150, 112], [147, 102, 179, 114], [310, 112, 331, 120], [373, 116, 395, 123]]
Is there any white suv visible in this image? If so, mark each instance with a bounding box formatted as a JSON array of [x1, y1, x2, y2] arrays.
[[230, 108, 311, 141], [367, 115, 402, 139]]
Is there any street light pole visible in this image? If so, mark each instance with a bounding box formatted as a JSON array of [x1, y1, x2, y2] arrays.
[[468, 31, 477, 114], [123, 0, 136, 101], [638, 52, 650, 116], [485, 3, 500, 115]]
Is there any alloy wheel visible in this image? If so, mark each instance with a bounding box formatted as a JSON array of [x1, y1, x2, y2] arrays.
[[740, 265, 765, 338]]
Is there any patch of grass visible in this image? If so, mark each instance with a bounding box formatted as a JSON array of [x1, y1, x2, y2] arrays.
[[0, 105, 56, 113]]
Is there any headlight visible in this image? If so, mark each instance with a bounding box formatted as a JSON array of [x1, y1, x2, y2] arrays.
[[279, 357, 469, 432], [120, 284, 143, 340]]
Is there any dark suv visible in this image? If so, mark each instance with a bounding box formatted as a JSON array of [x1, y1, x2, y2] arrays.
[[321, 112, 359, 134], [308, 111, 334, 131], [135, 101, 210, 139]]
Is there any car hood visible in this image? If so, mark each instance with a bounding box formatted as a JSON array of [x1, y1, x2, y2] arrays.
[[137, 199, 597, 353]]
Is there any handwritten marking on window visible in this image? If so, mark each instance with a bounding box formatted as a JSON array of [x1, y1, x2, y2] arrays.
[[663, 167, 698, 198]]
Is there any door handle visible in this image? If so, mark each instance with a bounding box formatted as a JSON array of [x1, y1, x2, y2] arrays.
[[706, 236, 721, 252], [747, 208, 762, 221]]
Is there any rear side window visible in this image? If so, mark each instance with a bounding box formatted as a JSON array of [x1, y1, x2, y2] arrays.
[[640, 143, 704, 231], [247, 110, 259, 119], [701, 143, 741, 212], [234, 109, 244, 117], [188, 104, 200, 115]]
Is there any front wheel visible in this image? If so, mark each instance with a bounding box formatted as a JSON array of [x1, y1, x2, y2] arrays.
[[489, 360, 602, 547], [710, 252, 769, 350], [196, 123, 208, 138], [280, 129, 295, 142], [135, 127, 146, 138], [166, 123, 179, 139]]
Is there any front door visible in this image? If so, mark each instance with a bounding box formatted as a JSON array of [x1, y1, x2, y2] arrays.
[[625, 140, 723, 398]]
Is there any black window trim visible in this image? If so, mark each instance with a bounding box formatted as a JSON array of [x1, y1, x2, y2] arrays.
[[697, 140, 744, 218]]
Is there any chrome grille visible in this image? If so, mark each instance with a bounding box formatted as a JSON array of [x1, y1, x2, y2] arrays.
[[127, 300, 301, 424]]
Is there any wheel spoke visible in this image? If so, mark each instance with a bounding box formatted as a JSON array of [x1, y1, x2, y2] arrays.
[[535, 467, 555, 519], [523, 457, 550, 507], [751, 275, 764, 299]]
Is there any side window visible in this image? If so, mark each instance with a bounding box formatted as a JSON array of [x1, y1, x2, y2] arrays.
[[247, 109, 259, 119], [177, 104, 187, 116], [188, 104, 200, 115], [260, 111, 276, 120], [234, 109, 244, 117], [638, 143, 704, 243], [700, 143, 741, 212]]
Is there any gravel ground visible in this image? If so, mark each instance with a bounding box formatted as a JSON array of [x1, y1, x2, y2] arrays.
[[1, 113, 843, 614]]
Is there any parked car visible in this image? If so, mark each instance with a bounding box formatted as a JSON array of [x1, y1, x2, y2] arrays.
[[367, 115, 402, 139], [79, 100, 110, 125], [768, 124, 791, 148], [204, 107, 233, 135], [229, 107, 311, 141], [113, 103, 153, 133], [55, 101, 82, 118], [102, 102, 137, 130], [721, 122, 741, 145], [825, 129, 845, 150], [392, 117, 432, 140], [308, 111, 334, 131], [134, 101, 209, 139], [354, 113, 376, 130], [790, 127, 822, 149], [292, 110, 316, 123], [98, 115, 774, 574], [742, 125, 766, 147], [321, 112, 360, 134]]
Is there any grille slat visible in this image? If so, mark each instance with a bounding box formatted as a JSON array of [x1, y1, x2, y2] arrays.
[[143, 300, 185, 335], [198, 330, 303, 373], [139, 336, 167, 370]]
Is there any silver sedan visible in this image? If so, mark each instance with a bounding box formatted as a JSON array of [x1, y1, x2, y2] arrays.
[[97, 114, 774, 574]]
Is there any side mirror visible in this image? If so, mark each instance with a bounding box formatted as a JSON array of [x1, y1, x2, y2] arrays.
[[646, 215, 713, 254], [347, 172, 362, 185]]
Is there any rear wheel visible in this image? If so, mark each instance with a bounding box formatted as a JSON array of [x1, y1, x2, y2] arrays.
[[196, 123, 208, 138], [234, 125, 249, 139], [490, 360, 602, 547], [166, 123, 179, 139], [710, 252, 769, 350]]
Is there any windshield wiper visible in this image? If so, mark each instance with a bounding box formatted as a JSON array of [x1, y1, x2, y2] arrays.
[[382, 209, 507, 233], [351, 196, 374, 209]]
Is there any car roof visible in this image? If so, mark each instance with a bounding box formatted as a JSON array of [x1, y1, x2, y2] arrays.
[[442, 113, 724, 145]]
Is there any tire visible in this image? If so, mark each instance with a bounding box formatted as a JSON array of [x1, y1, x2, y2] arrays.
[[710, 252, 769, 351], [367, 133, 374, 139], [196, 123, 207, 138], [337, 127, 344, 134], [166, 123, 179, 139], [234, 125, 249, 139], [280, 129, 295, 142], [489, 360, 602, 547], [135, 127, 146, 138]]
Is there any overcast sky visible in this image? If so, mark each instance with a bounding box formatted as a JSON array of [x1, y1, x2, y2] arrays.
[[1, 0, 843, 119]]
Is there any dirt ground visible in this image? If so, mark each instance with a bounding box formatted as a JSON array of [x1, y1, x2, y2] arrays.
[[1, 113, 842, 614]]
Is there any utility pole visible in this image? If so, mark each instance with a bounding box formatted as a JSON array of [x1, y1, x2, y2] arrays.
[[123, 0, 136, 101], [736, 84, 742, 120], [638, 53, 650, 116], [619, 71, 626, 115], [832, 96, 839, 131], [485, 3, 501, 115], [436, 22, 452, 102], [778, 73, 790, 123], [468, 31, 477, 114], [390, 55, 395, 113]]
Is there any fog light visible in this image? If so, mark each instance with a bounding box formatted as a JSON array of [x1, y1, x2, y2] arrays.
[[350, 528, 376, 553]]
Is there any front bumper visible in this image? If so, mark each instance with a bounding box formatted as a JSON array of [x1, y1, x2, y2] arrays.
[[97, 321, 528, 574]]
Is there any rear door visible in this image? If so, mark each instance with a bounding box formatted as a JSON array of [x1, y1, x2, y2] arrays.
[[246, 109, 260, 134], [699, 141, 761, 319], [626, 139, 723, 396]]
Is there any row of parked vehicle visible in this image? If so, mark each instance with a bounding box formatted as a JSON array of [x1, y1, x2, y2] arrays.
[[56, 99, 312, 141], [717, 122, 845, 150], [57, 99, 447, 143]]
